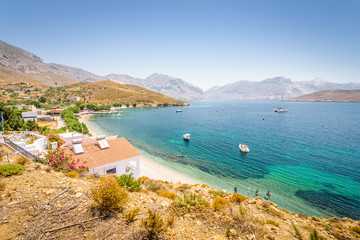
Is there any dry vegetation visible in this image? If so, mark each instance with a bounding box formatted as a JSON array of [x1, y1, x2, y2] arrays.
[[0, 156, 359, 240]]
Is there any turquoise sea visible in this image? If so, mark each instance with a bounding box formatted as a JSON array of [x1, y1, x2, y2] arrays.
[[87, 100, 360, 220]]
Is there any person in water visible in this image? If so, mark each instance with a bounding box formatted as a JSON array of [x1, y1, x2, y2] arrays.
[[255, 189, 259, 196], [234, 185, 237, 194], [265, 191, 271, 199]]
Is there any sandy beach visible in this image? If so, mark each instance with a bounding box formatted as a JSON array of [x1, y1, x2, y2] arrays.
[[82, 114, 198, 184]]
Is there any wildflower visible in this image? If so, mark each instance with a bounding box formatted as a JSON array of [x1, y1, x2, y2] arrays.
[[69, 165, 74, 169]]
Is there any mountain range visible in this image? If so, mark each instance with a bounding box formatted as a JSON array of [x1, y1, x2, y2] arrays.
[[1, 40, 359, 100]]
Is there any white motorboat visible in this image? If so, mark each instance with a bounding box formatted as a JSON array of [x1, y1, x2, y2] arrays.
[[175, 109, 182, 112], [183, 133, 190, 141], [273, 107, 287, 113], [239, 144, 250, 154]]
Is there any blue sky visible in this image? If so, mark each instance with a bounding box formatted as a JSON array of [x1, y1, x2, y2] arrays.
[[1, 0, 359, 90]]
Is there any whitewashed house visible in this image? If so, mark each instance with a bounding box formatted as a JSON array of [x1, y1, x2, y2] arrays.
[[69, 96, 81, 101], [63, 136, 141, 178], [22, 112, 38, 122]]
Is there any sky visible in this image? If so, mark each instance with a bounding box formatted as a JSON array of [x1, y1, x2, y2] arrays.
[[0, 0, 359, 90]]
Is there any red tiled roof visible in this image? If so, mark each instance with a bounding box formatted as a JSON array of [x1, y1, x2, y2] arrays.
[[63, 137, 141, 168]]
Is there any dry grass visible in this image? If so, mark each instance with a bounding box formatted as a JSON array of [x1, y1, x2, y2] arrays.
[[230, 193, 248, 204], [0, 182, 5, 192], [156, 190, 177, 200], [123, 207, 140, 223], [65, 171, 80, 178], [212, 196, 229, 211], [16, 156, 30, 166], [90, 177, 128, 214]]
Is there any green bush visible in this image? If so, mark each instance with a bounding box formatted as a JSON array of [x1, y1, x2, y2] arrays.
[[292, 223, 303, 240], [176, 192, 209, 210], [114, 174, 141, 192], [0, 164, 24, 176]]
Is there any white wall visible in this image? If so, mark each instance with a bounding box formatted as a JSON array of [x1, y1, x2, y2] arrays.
[[90, 155, 141, 178]]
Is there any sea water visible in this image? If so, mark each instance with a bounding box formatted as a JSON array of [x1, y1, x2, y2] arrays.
[[87, 100, 360, 220]]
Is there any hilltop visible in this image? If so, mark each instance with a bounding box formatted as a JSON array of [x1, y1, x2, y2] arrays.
[[0, 157, 359, 240], [287, 90, 360, 102]]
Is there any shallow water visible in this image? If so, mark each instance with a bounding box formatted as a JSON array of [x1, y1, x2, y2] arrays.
[[87, 100, 360, 219]]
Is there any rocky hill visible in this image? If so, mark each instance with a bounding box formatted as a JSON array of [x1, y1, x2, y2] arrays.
[[287, 90, 360, 102], [107, 73, 205, 100], [205, 77, 360, 100], [0, 156, 359, 240], [0, 40, 204, 99]]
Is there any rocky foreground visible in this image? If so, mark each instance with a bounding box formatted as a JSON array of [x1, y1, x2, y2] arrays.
[[0, 162, 359, 240]]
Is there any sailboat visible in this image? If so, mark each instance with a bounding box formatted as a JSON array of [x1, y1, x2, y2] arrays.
[[273, 92, 288, 113]]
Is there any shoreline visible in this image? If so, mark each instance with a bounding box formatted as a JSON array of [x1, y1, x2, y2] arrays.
[[83, 114, 198, 185]]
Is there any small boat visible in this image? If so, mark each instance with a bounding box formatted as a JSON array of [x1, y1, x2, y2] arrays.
[[183, 133, 190, 141], [239, 144, 250, 154], [175, 109, 182, 112], [177, 151, 186, 157], [273, 107, 287, 113]]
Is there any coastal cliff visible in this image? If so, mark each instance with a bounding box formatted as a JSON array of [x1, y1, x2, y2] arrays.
[[0, 159, 359, 240]]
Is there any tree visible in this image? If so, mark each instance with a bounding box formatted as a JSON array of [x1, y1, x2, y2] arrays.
[[39, 96, 47, 103]]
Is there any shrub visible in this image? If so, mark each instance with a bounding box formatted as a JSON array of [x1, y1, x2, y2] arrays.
[[0, 182, 5, 192], [350, 226, 360, 234], [114, 174, 141, 192], [66, 171, 80, 178], [230, 193, 248, 204], [225, 227, 234, 238], [138, 176, 150, 183], [201, 184, 210, 188], [156, 190, 177, 200], [176, 192, 209, 210], [310, 229, 326, 240], [0, 163, 24, 176], [142, 209, 166, 240], [292, 223, 303, 240], [123, 207, 139, 223], [212, 196, 229, 211], [264, 207, 283, 218], [47, 134, 65, 149], [90, 177, 128, 214], [209, 190, 225, 197], [16, 156, 30, 166], [239, 205, 247, 217], [41, 148, 87, 173], [266, 220, 279, 227], [146, 180, 165, 192], [167, 215, 175, 228], [176, 184, 191, 192]]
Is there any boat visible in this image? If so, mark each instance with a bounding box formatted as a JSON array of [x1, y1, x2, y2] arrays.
[[239, 144, 250, 154], [183, 133, 190, 141], [273, 107, 287, 113], [175, 109, 182, 112]]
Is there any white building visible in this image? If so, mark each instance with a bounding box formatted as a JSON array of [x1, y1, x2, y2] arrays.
[[63, 136, 141, 178], [69, 96, 81, 101], [21, 112, 38, 122]]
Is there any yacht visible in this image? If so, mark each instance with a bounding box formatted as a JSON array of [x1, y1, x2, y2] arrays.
[[175, 109, 182, 112], [183, 133, 190, 141], [273, 107, 287, 113], [239, 144, 250, 154]]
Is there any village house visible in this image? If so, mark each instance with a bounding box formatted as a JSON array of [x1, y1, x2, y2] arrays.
[[21, 112, 38, 122], [63, 135, 141, 177], [69, 96, 81, 101]]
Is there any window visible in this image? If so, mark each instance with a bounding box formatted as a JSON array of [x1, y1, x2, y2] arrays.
[[106, 168, 116, 174]]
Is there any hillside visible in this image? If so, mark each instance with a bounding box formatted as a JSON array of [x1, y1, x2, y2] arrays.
[[287, 90, 360, 102], [205, 77, 360, 100], [61, 80, 189, 106], [0, 41, 79, 87], [0, 40, 204, 99], [0, 157, 359, 240]]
